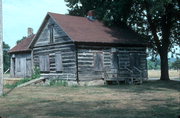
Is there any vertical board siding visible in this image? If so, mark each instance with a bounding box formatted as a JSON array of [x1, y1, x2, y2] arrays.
[[10, 53, 32, 78], [10, 58, 15, 77], [26, 58, 32, 77], [16, 58, 21, 72]]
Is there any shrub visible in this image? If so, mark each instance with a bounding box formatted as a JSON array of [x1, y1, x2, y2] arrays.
[[171, 59, 180, 70], [49, 79, 68, 86], [32, 66, 41, 79]]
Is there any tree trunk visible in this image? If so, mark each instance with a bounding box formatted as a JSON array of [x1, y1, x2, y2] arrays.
[[160, 50, 170, 81]]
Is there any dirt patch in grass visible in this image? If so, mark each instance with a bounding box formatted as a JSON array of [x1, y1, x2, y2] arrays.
[[0, 80, 180, 118]]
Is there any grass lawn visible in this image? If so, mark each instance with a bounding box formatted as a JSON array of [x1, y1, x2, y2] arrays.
[[0, 80, 180, 118], [148, 70, 180, 79]]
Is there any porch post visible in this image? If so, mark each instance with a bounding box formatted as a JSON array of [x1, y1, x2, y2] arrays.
[[0, 0, 3, 96]]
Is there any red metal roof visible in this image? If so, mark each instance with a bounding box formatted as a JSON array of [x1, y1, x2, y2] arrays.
[[48, 12, 147, 45], [9, 35, 35, 53]]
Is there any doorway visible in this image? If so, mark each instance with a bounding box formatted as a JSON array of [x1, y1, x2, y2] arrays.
[[130, 53, 140, 69]]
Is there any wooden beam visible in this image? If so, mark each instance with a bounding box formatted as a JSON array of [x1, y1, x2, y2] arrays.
[[0, 0, 3, 96], [16, 77, 45, 88]]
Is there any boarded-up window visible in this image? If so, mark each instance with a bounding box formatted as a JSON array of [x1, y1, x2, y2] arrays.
[[94, 52, 104, 71], [111, 52, 119, 69], [130, 53, 140, 68], [55, 53, 63, 72], [39, 55, 50, 72]]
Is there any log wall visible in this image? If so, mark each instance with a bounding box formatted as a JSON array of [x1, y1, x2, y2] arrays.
[[32, 16, 147, 82], [77, 46, 147, 81], [33, 18, 77, 81]]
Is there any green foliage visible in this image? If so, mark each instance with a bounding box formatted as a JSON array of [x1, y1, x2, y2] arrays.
[[65, 0, 133, 26], [5, 67, 41, 89], [49, 79, 68, 86], [171, 59, 180, 69], [16, 36, 26, 44], [3, 42, 10, 72], [32, 66, 41, 79], [147, 59, 160, 70], [65, 0, 179, 52], [148, 59, 180, 70]]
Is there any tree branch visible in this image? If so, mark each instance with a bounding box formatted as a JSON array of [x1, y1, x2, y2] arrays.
[[161, 4, 173, 50], [144, 1, 161, 53]]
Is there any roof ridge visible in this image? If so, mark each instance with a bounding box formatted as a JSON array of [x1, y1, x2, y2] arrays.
[[30, 12, 147, 49], [48, 12, 88, 19]]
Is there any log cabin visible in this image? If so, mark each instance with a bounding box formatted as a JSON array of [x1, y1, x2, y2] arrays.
[[29, 12, 148, 84], [9, 28, 34, 78]]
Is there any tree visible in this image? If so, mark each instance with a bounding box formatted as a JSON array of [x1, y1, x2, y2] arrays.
[[171, 59, 180, 70], [16, 36, 26, 44], [147, 59, 160, 70], [65, 0, 180, 81], [3, 42, 10, 72]]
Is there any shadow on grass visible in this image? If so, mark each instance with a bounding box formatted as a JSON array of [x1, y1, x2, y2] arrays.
[[100, 80, 180, 93], [0, 98, 179, 118]]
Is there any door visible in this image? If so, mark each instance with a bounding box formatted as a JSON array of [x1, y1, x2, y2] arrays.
[[112, 52, 119, 69], [10, 57, 16, 77], [15, 57, 26, 77], [26, 58, 32, 77], [130, 53, 140, 68]]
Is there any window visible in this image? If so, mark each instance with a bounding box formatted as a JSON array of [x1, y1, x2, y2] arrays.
[[94, 52, 104, 71], [39, 55, 50, 72], [111, 52, 119, 69], [55, 53, 63, 72], [48, 24, 54, 43]]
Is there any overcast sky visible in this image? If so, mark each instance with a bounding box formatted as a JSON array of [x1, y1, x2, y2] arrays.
[[3, 0, 68, 48]]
